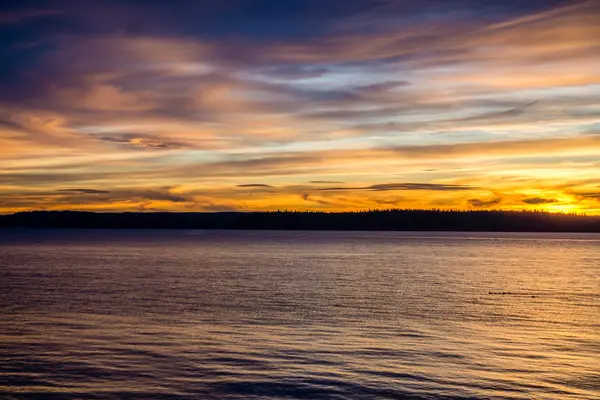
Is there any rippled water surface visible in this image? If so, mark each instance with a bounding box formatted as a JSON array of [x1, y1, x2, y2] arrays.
[[1, 230, 599, 399]]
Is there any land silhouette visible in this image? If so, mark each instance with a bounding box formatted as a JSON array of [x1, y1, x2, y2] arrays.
[[1, 210, 599, 232]]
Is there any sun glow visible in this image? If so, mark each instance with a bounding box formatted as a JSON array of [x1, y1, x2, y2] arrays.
[[541, 203, 584, 214]]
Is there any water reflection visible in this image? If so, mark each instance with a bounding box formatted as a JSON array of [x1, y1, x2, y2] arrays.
[[1, 230, 599, 399]]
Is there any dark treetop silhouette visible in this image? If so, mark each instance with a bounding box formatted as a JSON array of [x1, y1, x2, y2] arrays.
[[1, 210, 599, 232]]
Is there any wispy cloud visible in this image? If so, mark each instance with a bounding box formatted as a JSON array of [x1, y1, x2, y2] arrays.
[[0, 9, 62, 24], [522, 197, 558, 205], [316, 183, 475, 192], [58, 188, 111, 194], [237, 184, 273, 188], [468, 198, 503, 208], [97, 134, 190, 150]]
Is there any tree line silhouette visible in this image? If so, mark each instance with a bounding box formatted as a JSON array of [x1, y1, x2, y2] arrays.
[[1, 210, 599, 232]]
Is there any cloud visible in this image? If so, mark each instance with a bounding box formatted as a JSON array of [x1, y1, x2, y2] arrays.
[[0, 185, 203, 213], [58, 188, 110, 194], [237, 183, 273, 188], [355, 81, 411, 93], [57, 187, 193, 203], [2, 135, 599, 190], [468, 198, 503, 208], [575, 192, 600, 201], [299, 193, 374, 209], [128, 189, 191, 203], [385, 136, 600, 160], [56, 84, 156, 112], [0, 118, 27, 132], [316, 182, 475, 192], [248, 1, 599, 68], [259, 66, 331, 80], [309, 180, 344, 184], [522, 197, 558, 205], [450, 100, 540, 123], [97, 134, 189, 150], [369, 183, 475, 191], [0, 9, 62, 24]]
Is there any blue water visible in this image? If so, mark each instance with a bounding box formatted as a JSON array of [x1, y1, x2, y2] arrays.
[[1, 230, 599, 399]]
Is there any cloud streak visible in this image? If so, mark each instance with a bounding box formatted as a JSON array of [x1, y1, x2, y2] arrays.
[[522, 197, 558, 205], [237, 184, 273, 188], [58, 188, 111, 194], [468, 198, 503, 208], [316, 183, 475, 192]]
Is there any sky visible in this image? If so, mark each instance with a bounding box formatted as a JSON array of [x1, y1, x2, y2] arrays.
[[1, 0, 599, 214]]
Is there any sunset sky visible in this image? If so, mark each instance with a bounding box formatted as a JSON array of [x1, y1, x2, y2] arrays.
[[1, 0, 599, 214]]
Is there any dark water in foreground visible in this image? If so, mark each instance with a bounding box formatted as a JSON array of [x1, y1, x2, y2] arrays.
[[1, 230, 599, 400]]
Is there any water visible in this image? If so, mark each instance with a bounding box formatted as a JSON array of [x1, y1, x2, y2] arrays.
[[1, 230, 599, 400]]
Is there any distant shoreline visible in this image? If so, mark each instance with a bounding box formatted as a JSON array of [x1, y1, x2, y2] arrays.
[[2, 210, 599, 232]]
